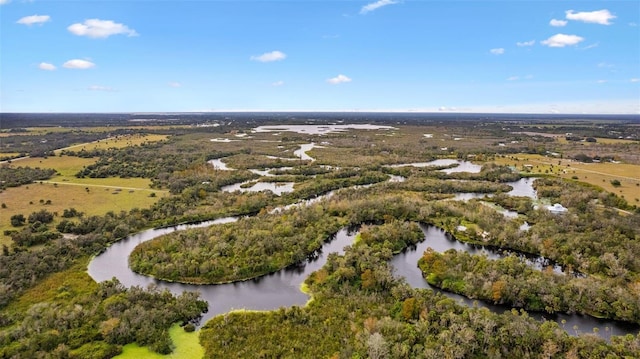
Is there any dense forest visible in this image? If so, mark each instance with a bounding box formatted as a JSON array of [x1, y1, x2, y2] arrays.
[[0, 277, 207, 358], [201, 223, 640, 358], [0, 115, 638, 358]]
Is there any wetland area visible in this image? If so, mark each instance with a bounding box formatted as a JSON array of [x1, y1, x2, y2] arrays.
[[1, 113, 639, 358]]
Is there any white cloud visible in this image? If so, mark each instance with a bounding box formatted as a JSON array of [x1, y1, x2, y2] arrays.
[[490, 48, 505, 55], [516, 40, 535, 47], [63, 59, 95, 69], [250, 50, 286, 62], [88, 85, 114, 91], [582, 43, 599, 50], [168, 82, 182, 88], [360, 0, 398, 14], [631, 78, 640, 83], [0, 0, 11, 5], [68, 19, 138, 38], [596, 80, 607, 84], [327, 74, 352, 84], [565, 9, 616, 25], [549, 19, 567, 27], [17, 14, 50, 25], [597, 62, 614, 68], [630, 22, 638, 27], [541, 34, 584, 48], [38, 62, 56, 71], [272, 80, 284, 87]]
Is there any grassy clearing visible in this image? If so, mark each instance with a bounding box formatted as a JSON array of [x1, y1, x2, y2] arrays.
[[0, 182, 167, 246], [8, 155, 96, 176], [6, 154, 158, 187], [492, 154, 640, 204], [115, 324, 203, 359], [556, 137, 638, 145], [1, 137, 171, 246], [5, 260, 97, 313], [47, 176, 157, 188], [59, 134, 168, 152]]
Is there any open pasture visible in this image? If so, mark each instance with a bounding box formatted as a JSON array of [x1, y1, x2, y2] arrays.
[[9, 155, 96, 176], [59, 133, 168, 152], [0, 181, 167, 246], [492, 154, 640, 203], [1, 150, 166, 246], [556, 137, 638, 145]]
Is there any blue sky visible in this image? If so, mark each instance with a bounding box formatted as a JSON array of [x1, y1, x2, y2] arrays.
[[1, 0, 639, 113]]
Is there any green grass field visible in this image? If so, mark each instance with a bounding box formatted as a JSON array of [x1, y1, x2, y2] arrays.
[[7, 154, 94, 172], [115, 324, 203, 359], [59, 134, 168, 152]]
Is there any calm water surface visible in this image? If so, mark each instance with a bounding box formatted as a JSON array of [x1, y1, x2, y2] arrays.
[[89, 220, 356, 327], [89, 219, 638, 338], [253, 124, 395, 135], [390, 224, 639, 339], [221, 181, 295, 195], [88, 175, 637, 338]]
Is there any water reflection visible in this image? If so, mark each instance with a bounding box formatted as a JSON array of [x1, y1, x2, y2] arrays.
[[390, 224, 638, 339], [506, 177, 537, 199], [208, 158, 232, 170], [388, 159, 482, 173], [253, 124, 395, 135], [293, 143, 320, 161], [89, 222, 356, 328], [88, 174, 637, 339], [221, 181, 295, 195]]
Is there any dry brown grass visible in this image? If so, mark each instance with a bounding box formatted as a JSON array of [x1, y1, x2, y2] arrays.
[[0, 182, 167, 246], [492, 154, 640, 204]]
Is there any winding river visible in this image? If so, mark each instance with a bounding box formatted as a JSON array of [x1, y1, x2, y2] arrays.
[[88, 174, 638, 339], [89, 220, 356, 327], [88, 219, 638, 338], [390, 225, 639, 339]]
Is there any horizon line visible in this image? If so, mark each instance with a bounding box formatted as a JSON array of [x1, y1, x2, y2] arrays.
[[2, 110, 639, 116]]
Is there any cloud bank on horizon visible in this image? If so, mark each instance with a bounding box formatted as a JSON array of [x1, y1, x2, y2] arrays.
[[0, 1, 638, 114]]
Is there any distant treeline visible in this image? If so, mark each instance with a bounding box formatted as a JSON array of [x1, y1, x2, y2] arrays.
[[2, 112, 638, 129]]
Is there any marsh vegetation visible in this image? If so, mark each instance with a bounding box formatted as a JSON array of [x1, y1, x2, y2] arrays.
[[0, 113, 638, 357]]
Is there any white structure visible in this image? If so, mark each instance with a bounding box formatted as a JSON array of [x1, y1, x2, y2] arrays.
[[547, 203, 568, 214]]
